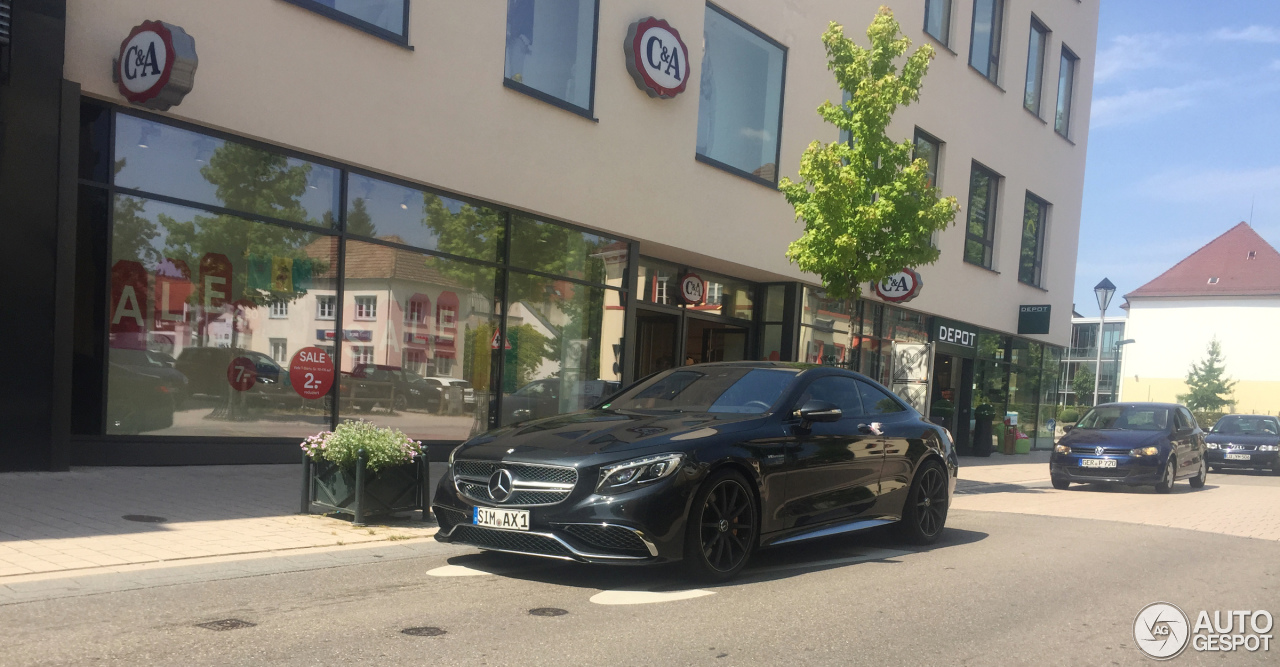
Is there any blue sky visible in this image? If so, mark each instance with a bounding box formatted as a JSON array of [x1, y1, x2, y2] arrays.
[[1075, 1, 1280, 315]]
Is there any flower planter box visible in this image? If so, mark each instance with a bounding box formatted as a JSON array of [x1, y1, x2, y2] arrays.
[[305, 457, 427, 524]]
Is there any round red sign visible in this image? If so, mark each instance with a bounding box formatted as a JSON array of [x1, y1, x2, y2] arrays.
[[873, 268, 924, 303], [624, 17, 691, 99], [227, 357, 257, 392], [116, 20, 198, 111], [289, 347, 335, 400]]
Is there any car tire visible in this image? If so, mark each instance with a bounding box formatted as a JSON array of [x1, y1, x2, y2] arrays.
[[683, 469, 757, 583], [894, 459, 949, 546], [1272, 463, 1280, 477], [393, 394, 408, 412], [1189, 458, 1207, 489], [1052, 478, 1071, 490], [1155, 457, 1177, 494]]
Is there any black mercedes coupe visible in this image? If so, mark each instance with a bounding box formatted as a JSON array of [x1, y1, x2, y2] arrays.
[[433, 362, 958, 581]]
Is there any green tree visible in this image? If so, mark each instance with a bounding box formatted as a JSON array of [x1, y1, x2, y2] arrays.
[[1071, 366, 1095, 407], [1178, 339, 1237, 411], [780, 9, 959, 299], [345, 197, 376, 237]]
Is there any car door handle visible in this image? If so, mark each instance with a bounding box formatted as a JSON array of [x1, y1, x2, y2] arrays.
[[858, 422, 884, 436]]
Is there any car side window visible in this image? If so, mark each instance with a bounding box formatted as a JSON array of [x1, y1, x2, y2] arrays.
[[856, 381, 906, 416], [1179, 408, 1197, 431], [796, 376, 864, 418]]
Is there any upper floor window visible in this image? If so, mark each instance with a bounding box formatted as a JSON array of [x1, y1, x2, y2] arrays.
[[923, 0, 952, 47], [969, 0, 1005, 83], [913, 128, 942, 188], [354, 295, 377, 321], [405, 299, 426, 324], [269, 301, 289, 319], [282, 0, 409, 45], [316, 295, 336, 320], [965, 162, 1001, 269], [1055, 46, 1079, 138], [696, 4, 787, 186], [504, 0, 600, 116], [1019, 192, 1049, 287], [1024, 18, 1050, 115]]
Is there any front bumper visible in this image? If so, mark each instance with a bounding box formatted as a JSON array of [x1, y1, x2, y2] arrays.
[[432, 464, 699, 564], [1050, 452, 1165, 485], [1206, 449, 1279, 469]]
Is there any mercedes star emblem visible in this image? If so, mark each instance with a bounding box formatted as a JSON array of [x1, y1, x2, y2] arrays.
[[488, 469, 514, 502]]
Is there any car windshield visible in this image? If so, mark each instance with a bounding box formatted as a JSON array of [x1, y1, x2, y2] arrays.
[[605, 367, 799, 414], [1076, 406, 1170, 431], [1212, 415, 1280, 435]]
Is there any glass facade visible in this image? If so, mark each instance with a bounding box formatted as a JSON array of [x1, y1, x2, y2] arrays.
[[86, 105, 630, 441]]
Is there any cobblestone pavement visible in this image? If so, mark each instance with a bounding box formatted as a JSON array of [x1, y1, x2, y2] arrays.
[[955, 453, 1280, 541], [0, 465, 443, 581]]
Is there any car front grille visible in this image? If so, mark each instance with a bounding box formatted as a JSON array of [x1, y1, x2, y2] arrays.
[[434, 505, 470, 532], [454, 460, 578, 485], [449, 525, 574, 559], [1073, 467, 1132, 478], [456, 481, 567, 506], [1071, 446, 1131, 456], [1218, 444, 1258, 451], [562, 524, 650, 555]]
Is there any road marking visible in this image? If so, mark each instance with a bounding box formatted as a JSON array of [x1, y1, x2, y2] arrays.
[[589, 588, 715, 605], [427, 564, 495, 577], [745, 547, 912, 575]]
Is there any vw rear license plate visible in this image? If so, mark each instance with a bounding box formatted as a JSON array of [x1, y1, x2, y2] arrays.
[[1080, 458, 1117, 468], [474, 507, 529, 531], [1226, 453, 1251, 461]]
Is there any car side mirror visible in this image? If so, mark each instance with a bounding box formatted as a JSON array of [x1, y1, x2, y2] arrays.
[[796, 400, 842, 425], [1062, 424, 1074, 433]]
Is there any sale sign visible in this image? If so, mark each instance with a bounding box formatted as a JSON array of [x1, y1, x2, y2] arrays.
[[227, 357, 257, 392], [110, 260, 149, 350], [289, 346, 335, 400]]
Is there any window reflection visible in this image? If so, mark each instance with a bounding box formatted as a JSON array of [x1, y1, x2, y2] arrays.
[[346, 173, 504, 262], [509, 216, 626, 285], [504, 0, 599, 110], [309, 0, 406, 36]]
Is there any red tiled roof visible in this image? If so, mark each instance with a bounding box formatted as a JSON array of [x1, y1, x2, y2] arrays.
[[1126, 222, 1280, 299]]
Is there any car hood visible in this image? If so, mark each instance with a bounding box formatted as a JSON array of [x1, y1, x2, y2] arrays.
[[1205, 433, 1279, 446], [454, 409, 767, 465], [1061, 428, 1168, 448]]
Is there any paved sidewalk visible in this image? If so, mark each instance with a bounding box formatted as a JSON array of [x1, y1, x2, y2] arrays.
[[0, 465, 441, 581]]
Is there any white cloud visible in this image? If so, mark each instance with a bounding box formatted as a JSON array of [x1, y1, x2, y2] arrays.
[[1211, 26, 1280, 43], [1089, 83, 1206, 128], [1136, 165, 1280, 204], [1094, 34, 1179, 83]]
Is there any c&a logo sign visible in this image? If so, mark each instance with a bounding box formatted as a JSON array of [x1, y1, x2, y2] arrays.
[[115, 20, 199, 110], [625, 17, 690, 99], [873, 268, 923, 303]]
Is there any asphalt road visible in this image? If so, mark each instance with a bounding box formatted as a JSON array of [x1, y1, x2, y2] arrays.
[[3, 503, 1278, 666]]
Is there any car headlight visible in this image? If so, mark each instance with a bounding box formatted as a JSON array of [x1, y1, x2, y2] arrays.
[[1129, 446, 1158, 456], [1206, 442, 1219, 449], [448, 444, 465, 466], [1054, 443, 1071, 454], [410, 388, 421, 395], [597, 453, 684, 493], [1260, 445, 1280, 452]]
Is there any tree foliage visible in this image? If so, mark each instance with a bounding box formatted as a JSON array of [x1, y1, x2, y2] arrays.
[[780, 9, 959, 299], [1071, 366, 1095, 407], [1178, 338, 1237, 411]]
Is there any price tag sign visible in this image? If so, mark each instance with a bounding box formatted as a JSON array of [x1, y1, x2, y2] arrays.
[[227, 357, 257, 392], [289, 347, 335, 400]]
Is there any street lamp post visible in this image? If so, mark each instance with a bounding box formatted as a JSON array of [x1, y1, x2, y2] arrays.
[[1113, 339, 1135, 402], [1093, 278, 1116, 406]]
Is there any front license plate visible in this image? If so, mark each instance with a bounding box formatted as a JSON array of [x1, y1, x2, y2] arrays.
[[1080, 458, 1117, 468], [1225, 453, 1251, 461], [473, 507, 529, 531]]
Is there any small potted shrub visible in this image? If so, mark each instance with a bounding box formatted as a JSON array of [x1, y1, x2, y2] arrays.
[[302, 420, 427, 524]]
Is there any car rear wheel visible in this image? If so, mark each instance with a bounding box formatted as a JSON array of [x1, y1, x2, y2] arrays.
[[683, 470, 757, 582], [393, 394, 408, 412], [894, 459, 949, 545], [1051, 478, 1071, 490], [1189, 458, 1207, 489], [1155, 457, 1176, 494]]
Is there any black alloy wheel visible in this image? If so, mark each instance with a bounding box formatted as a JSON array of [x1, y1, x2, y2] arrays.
[[393, 394, 409, 412], [684, 470, 757, 582], [1189, 457, 1207, 489], [1155, 457, 1177, 494], [895, 460, 949, 545]]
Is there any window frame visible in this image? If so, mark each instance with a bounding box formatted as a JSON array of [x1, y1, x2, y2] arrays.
[[968, 0, 1005, 84], [1024, 16, 1050, 116], [964, 161, 1002, 270], [923, 0, 953, 47], [316, 295, 336, 320], [1018, 191, 1050, 288], [912, 127, 943, 189], [270, 338, 289, 364], [269, 301, 289, 319], [1055, 45, 1079, 138], [279, 0, 412, 48], [501, 0, 601, 121], [695, 2, 790, 188], [353, 295, 378, 321]]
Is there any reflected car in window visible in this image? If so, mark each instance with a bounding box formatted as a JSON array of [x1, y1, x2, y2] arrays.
[[1205, 414, 1280, 475], [174, 347, 289, 403], [434, 362, 957, 581], [1050, 402, 1209, 492]]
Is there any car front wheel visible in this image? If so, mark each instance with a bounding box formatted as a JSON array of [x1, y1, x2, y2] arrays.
[[1155, 457, 1177, 494], [1189, 458, 1207, 489], [683, 470, 757, 582], [894, 459, 949, 545], [1052, 478, 1071, 490]]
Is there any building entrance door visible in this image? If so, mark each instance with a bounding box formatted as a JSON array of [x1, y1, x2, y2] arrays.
[[929, 352, 974, 449], [685, 317, 748, 365], [635, 309, 680, 379]]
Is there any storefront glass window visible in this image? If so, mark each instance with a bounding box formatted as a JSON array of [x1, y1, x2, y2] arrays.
[[977, 331, 1009, 361], [763, 285, 786, 322], [106, 196, 336, 436], [637, 257, 679, 306], [1035, 345, 1064, 449], [860, 337, 890, 385], [689, 271, 753, 320], [345, 174, 504, 262], [885, 306, 930, 343], [501, 275, 624, 425], [801, 287, 854, 331], [1007, 339, 1042, 447], [860, 300, 884, 338], [504, 0, 599, 112], [761, 324, 784, 362], [800, 324, 856, 369], [338, 240, 500, 441], [696, 4, 787, 183], [510, 216, 625, 285], [114, 114, 340, 228]]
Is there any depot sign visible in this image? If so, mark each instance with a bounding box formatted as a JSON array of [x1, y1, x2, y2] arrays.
[[114, 20, 198, 110], [932, 317, 978, 350]]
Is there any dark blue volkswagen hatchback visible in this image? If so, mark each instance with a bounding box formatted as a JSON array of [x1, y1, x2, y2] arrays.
[[1050, 403, 1208, 493]]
